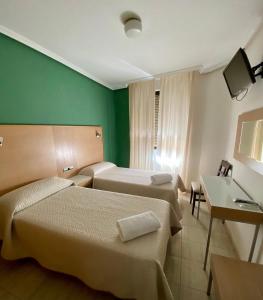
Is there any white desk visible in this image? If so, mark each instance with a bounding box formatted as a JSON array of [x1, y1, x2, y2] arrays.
[[199, 176, 263, 270]]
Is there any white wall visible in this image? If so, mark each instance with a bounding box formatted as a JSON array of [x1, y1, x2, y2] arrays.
[[191, 23, 263, 263], [225, 24, 263, 263], [189, 69, 233, 182], [186, 69, 233, 187], [197, 70, 232, 176]]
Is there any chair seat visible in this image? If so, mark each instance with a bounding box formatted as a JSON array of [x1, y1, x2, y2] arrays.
[[191, 181, 201, 193]]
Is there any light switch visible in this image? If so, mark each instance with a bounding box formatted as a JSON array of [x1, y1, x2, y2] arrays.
[[0, 137, 3, 147]]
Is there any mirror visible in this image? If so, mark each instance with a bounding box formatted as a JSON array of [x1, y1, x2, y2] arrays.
[[234, 108, 263, 175], [239, 120, 263, 162]]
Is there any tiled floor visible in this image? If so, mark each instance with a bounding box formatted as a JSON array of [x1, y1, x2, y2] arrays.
[[0, 194, 237, 300], [164, 193, 237, 300]]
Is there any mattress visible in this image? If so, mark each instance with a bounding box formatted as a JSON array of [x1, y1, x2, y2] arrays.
[[93, 166, 185, 221], [0, 183, 178, 300]]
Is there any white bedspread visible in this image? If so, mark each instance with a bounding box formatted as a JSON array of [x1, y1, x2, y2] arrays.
[[93, 166, 185, 221], [1, 186, 178, 300]]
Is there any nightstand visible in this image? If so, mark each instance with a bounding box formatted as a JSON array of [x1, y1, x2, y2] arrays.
[[70, 175, 93, 188]]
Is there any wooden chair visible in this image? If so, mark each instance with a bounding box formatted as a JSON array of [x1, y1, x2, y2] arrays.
[[207, 254, 263, 299], [190, 160, 232, 215]]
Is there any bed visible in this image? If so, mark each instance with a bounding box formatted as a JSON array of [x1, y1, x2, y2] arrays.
[[0, 177, 180, 300], [79, 162, 185, 221]]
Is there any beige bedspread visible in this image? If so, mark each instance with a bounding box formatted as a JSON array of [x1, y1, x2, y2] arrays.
[[93, 166, 185, 221], [1, 185, 178, 300]]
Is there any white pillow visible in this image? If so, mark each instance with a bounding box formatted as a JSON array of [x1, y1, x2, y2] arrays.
[[79, 161, 116, 177], [0, 177, 73, 214], [0, 177, 74, 239]]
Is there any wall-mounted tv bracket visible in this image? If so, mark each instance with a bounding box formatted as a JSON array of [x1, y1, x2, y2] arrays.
[[252, 62, 263, 78]]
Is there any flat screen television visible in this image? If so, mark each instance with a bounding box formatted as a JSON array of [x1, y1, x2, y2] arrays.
[[223, 48, 255, 98]]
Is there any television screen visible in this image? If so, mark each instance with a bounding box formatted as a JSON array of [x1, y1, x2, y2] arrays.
[[223, 48, 255, 98]]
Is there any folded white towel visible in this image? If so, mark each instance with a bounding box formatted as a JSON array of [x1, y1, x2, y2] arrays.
[[117, 211, 161, 242], [151, 173, 173, 185]]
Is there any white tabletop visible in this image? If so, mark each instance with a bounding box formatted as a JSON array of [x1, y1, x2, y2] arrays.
[[201, 176, 262, 213]]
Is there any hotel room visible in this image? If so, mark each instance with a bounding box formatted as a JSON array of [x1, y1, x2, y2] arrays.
[[0, 1, 263, 300]]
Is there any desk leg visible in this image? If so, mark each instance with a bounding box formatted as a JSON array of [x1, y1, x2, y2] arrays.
[[203, 216, 213, 270], [248, 224, 260, 262], [197, 185, 202, 220]]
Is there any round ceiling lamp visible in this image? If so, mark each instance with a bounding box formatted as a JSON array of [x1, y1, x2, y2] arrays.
[[124, 18, 142, 38]]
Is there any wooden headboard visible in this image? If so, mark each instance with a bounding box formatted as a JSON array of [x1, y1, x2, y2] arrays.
[[0, 125, 103, 196]]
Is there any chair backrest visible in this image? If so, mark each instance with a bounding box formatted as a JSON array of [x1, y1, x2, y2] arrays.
[[217, 160, 232, 177]]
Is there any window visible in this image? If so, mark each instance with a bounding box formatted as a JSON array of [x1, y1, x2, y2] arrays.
[[154, 90, 160, 149]]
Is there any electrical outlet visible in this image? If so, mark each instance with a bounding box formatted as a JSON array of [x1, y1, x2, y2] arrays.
[[63, 166, 74, 172], [0, 137, 3, 147]]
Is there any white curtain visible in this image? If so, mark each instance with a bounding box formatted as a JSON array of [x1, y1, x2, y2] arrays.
[[129, 80, 155, 169], [154, 72, 193, 177]]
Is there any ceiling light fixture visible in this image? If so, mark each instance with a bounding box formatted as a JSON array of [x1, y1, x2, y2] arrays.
[[124, 18, 142, 38]]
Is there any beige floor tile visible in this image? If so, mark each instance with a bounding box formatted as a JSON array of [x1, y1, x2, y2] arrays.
[[180, 287, 216, 300], [164, 256, 182, 287], [29, 271, 95, 300], [167, 233, 182, 258], [211, 219, 228, 232], [177, 195, 238, 298], [209, 244, 237, 259], [68, 278, 117, 300], [181, 216, 210, 241], [0, 288, 19, 300], [182, 240, 205, 263], [181, 215, 207, 230], [178, 193, 189, 207], [198, 202, 210, 213], [181, 259, 209, 291], [193, 217, 227, 234], [0, 258, 47, 299], [182, 226, 207, 244], [164, 258, 181, 299], [169, 284, 181, 300], [210, 231, 232, 249], [94, 292, 119, 300], [174, 230, 183, 241], [190, 202, 210, 215], [179, 203, 190, 216], [181, 199, 192, 210], [195, 211, 210, 225]]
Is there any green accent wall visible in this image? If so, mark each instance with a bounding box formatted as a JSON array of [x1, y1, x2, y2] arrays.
[[113, 88, 130, 167], [0, 33, 116, 162]]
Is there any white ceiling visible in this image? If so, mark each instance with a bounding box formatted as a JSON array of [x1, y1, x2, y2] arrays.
[[0, 0, 263, 90]]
